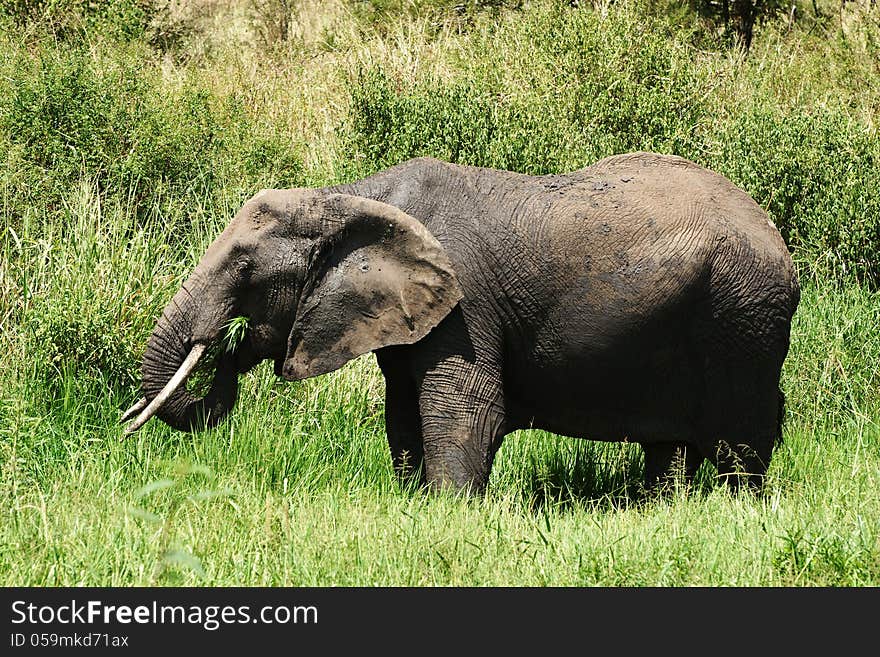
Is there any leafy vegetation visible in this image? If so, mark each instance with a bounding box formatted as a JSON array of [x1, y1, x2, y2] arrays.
[[0, 0, 878, 585]]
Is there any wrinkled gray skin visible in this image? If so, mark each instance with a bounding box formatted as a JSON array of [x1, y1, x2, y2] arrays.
[[138, 152, 800, 493]]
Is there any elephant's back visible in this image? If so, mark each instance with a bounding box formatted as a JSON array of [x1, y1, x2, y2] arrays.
[[518, 152, 799, 360], [553, 152, 800, 357], [572, 152, 788, 257], [544, 152, 797, 308], [585, 152, 799, 305]]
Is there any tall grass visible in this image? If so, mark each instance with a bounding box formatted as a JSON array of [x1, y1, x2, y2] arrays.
[[1, 0, 878, 585]]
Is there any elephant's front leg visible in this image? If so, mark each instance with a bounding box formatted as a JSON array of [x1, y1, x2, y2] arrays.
[[384, 375, 426, 486], [418, 358, 506, 493], [378, 353, 426, 486]]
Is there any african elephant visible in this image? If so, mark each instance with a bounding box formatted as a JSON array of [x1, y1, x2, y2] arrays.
[[122, 152, 800, 493]]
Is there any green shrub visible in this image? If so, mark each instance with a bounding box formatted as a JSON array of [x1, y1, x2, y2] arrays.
[[0, 37, 303, 233], [345, 5, 710, 175], [123, 86, 224, 199], [30, 303, 140, 394], [0, 45, 146, 186], [0, 0, 155, 41], [709, 106, 880, 283], [347, 69, 497, 173]]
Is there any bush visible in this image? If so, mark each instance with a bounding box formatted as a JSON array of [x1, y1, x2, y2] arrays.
[[30, 303, 140, 394], [345, 4, 710, 175], [710, 106, 880, 283], [0, 0, 155, 41], [0, 45, 147, 189], [348, 69, 497, 173], [0, 37, 303, 233]]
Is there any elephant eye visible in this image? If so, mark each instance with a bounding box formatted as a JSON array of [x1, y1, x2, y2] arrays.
[[233, 257, 252, 279]]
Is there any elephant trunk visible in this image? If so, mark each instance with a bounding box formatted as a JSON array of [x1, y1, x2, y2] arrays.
[[130, 288, 239, 433]]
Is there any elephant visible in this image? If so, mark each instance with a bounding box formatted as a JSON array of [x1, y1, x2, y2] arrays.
[[122, 152, 801, 494]]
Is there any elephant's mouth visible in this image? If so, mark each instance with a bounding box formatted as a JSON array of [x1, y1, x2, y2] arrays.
[[185, 331, 277, 395], [184, 343, 236, 398], [122, 316, 285, 435], [233, 325, 288, 377]]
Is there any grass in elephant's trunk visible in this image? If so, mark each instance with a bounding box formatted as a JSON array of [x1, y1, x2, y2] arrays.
[[185, 316, 251, 398]]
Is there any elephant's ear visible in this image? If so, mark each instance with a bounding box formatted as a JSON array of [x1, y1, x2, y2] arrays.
[[281, 194, 463, 381]]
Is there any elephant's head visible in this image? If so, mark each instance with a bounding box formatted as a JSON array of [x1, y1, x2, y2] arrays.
[[122, 190, 463, 434]]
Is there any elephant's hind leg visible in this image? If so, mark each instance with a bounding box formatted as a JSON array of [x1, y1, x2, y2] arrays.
[[700, 356, 783, 491], [643, 442, 704, 492]]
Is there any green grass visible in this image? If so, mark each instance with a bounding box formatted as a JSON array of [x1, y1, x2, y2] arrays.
[[1, 0, 879, 586]]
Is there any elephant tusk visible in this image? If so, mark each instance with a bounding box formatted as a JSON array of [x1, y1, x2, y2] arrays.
[[120, 397, 148, 423], [122, 343, 208, 436]]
